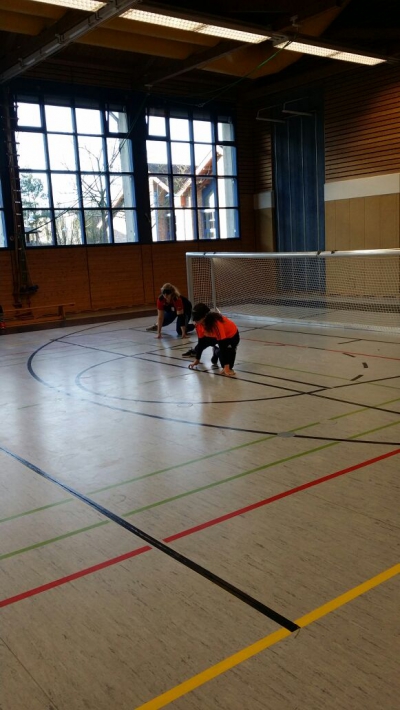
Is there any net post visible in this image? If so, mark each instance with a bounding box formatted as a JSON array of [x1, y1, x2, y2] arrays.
[[210, 257, 217, 310], [186, 253, 194, 306]]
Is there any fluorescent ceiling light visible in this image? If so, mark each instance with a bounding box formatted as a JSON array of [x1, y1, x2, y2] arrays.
[[122, 9, 269, 43], [274, 40, 385, 66], [197, 25, 269, 44], [31, 0, 106, 10], [122, 9, 201, 32]]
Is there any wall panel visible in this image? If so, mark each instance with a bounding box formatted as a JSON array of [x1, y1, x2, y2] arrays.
[[325, 64, 400, 182]]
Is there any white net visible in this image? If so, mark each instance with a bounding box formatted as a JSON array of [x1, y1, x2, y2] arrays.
[[186, 251, 400, 331]]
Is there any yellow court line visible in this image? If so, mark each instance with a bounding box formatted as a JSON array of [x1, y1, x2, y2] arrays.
[[135, 562, 400, 710]]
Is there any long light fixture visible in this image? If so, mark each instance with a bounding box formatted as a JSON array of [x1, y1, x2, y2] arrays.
[[122, 9, 270, 44], [274, 40, 385, 66], [31, 0, 106, 10], [16, 1, 388, 67]]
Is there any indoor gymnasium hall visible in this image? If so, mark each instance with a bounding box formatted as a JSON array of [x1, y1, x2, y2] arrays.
[[0, 1, 399, 709], [1, 304, 399, 709]]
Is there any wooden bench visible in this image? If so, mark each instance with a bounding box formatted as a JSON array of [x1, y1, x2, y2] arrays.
[[2, 303, 76, 326]]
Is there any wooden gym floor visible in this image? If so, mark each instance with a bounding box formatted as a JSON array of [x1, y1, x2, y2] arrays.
[[0, 315, 399, 710]]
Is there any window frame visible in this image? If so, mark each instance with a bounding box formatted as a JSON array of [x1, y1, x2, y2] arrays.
[[146, 106, 240, 243], [14, 95, 137, 247]]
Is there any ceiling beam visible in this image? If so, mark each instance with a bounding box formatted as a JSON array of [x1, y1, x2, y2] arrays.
[[144, 39, 244, 87], [0, 0, 142, 84]]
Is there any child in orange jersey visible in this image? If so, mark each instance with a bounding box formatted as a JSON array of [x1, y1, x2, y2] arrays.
[[189, 304, 239, 376], [185, 303, 220, 367]]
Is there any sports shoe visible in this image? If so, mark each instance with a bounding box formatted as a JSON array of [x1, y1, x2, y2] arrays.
[[146, 324, 158, 332], [211, 347, 220, 365], [182, 348, 196, 357]]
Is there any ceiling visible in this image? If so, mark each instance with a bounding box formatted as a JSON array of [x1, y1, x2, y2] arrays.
[[0, 0, 398, 98]]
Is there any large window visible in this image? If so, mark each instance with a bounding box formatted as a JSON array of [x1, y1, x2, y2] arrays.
[[15, 98, 137, 246], [147, 108, 239, 242]]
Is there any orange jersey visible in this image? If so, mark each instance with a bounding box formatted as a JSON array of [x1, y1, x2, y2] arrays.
[[195, 322, 206, 338], [204, 316, 238, 340]]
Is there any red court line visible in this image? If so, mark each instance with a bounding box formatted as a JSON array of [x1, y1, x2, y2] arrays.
[[1, 448, 399, 609], [0, 545, 151, 608], [164, 447, 400, 542], [242, 337, 400, 362]]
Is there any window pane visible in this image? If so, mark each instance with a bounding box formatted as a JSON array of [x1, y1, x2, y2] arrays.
[[0, 212, 6, 248], [193, 120, 212, 143], [218, 121, 234, 141], [148, 115, 166, 137], [48, 134, 76, 170], [78, 136, 105, 172], [219, 209, 239, 239], [84, 210, 111, 244], [107, 138, 133, 172], [171, 142, 191, 175], [76, 108, 102, 135], [196, 177, 216, 208], [23, 210, 53, 246], [194, 144, 213, 174], [110, 174, 135, 208], [45, 105, 73, 133], [17, 102, 41, 128], [16, 133, 46, 169], [198, 208, 217, 240], [20, 173, 50, 208], [175, 209, 195, 241], [216, 145, 237, 175], [108, 110, 128, 134], [149, 176, 171, 208], [174, 176, 193, 208], [112, 210, 137, 243], [218, 178, 238, 207], [146, 141, 168, 173], [55, 210, 83, 245], [52, 173, 79, 208], [170, 118, 190, 141], [151, 209, 174, 242], [81, 174, 108, 208]]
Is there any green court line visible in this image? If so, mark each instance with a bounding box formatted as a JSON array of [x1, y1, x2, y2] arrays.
[[368, 382, 400, 392], [0, 521, 109, 561], [2, 416, 400, 561], [329, 395, 400, 420], [0, 423, 319, 525], [3, 388, 400, 526]]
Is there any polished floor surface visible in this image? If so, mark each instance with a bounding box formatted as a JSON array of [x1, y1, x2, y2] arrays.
[[1, 316, 399, 709]]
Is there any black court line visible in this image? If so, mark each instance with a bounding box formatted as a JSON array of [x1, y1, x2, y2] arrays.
[[0, 443, 299, 633], [259, 326, 400, 346], [350, 375, 363, 382], [75, 359, 309, 406], [146, 353, 326, 395], [338, 339, 361, 344], [26, 344, 400, 446]]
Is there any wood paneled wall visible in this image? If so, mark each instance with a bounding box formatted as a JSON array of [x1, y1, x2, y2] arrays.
[[325, 194, 400, 251], [0, 238, 253, 313], [254, 120, 273, 193], [325, 63, 400, 182]]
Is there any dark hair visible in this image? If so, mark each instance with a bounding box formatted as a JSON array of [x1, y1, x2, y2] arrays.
[[203, 311, 224, 330], [192, 303, 210, 322]]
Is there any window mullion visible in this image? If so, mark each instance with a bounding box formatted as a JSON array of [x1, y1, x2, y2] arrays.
[[72, 102, 86, 245], [41, 100, 56, 246]]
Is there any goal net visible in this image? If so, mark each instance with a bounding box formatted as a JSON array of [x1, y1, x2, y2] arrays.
[[186, 250, 400, 331]]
